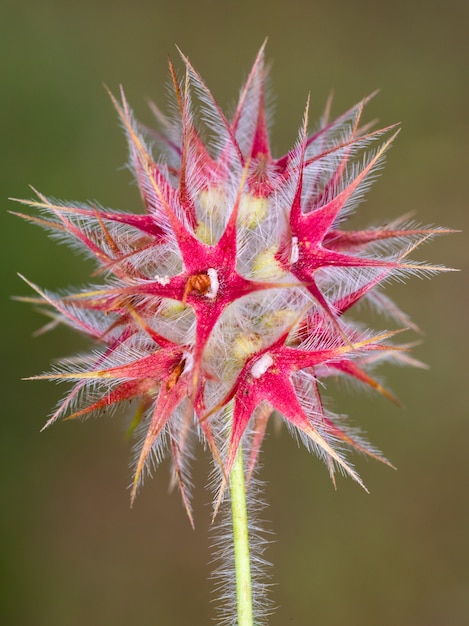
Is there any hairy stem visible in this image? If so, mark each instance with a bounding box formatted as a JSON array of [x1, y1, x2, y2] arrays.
[[230, 443, 254, 626]]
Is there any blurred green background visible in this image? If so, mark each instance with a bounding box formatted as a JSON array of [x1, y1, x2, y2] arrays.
[[1, 0, 467, 624]]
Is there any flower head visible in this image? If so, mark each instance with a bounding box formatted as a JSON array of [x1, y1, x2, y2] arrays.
[[15, 43, 451, 522]]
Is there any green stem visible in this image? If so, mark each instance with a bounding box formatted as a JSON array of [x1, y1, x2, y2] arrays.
[[230, 443, 254, 626]]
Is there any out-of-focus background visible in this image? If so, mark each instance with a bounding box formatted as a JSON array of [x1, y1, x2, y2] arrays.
[[2, 0, 467, 624]]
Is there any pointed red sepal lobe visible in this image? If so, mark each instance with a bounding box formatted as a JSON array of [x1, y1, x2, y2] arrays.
[[215, 332, 393, 488]]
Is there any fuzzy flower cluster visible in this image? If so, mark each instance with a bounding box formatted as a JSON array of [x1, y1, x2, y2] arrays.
[[16, 45, 447, 524]]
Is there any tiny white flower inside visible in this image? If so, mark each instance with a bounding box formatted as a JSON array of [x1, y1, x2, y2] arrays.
[[251, 353, 274, 379], [182, 352, 194, 375], [154, 274, 170, 285], [290, 236, 299, 264], [206, 268, 219, 299]]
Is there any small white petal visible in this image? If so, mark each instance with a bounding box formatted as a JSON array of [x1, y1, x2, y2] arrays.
[[207, 268, 219, 299], [154, 274, 170, 285], [290, 236, 299, 264], [251, 353, 274, 379], [182, 352, 194, 375]]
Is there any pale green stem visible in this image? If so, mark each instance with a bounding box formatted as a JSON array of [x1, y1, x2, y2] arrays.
[[230, 443, 254, 626]]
